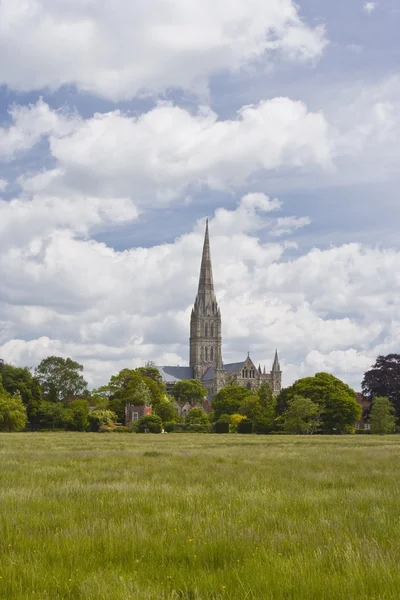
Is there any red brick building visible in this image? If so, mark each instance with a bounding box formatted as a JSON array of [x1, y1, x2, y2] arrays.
[[355, 393, 372, 431]]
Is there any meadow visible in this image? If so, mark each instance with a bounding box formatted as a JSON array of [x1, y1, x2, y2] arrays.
[[1, 434, 400, 600]]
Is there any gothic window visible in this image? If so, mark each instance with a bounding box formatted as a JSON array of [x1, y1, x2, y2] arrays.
[[205, 347, 208, 361], [201, 346, 204, 360], [211, 323, 214, 338], [205, 323, 208, 338], [245, 369, 248, 378], [210, 347, 214, 361]]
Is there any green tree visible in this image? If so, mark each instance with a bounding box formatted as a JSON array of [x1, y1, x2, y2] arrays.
[[107, 369, 166, 421], [362, 354, 400, 419], [88, 409, 117, 432], [39, 401, 73, 430], [212, 385, 254, 418], [279, 373, 360, 433], [370, 396, 396, 434], [35, 356, 88, 402], [0, 362, 42, 429], [0, 383, 27, 432], [70, 399, 90, 431], [135, 414, 163, 433], [153, 396, 179, 423], [170, 380, 207, 406], [255, 382, 277, 433], [283, 396, 321, 434], [136, 366, 164, 386], [90, 385, 112, 409], [185, 407, 209, 425]]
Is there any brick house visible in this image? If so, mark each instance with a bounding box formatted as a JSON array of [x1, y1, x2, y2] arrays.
[[355, 393, 372, 431], [125, 404, 152, 426]]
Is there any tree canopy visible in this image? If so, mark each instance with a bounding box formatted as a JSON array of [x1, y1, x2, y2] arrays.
[[170, 379, 207, 405], [279, 372, 360, 433], [283, 396, 321, 434], [212, 385, 255, 418], [35, 356, 88, 403], [0, 362, 42, 427], [0, 379, 28, 432], [370, 396, 396, 434], [362, 354, 400, 419]]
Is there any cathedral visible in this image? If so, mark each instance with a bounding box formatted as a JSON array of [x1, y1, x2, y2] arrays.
[[156, 220, 282, 399]]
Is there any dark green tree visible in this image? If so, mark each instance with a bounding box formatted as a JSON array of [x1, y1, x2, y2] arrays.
[[35, 356, 88, 402], [370, 396, 396, 434], [0, 362, 42, 429], [362, 355, 400, 419], [278, 373, 360, 433], [135, 414, 163, 433], [212, 385, 255, 418], [170, 379, 207, 406], [70, 399, 90, 431]]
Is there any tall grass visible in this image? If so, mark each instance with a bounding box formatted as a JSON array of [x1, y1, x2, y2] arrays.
[[1, 434, 400, 599]]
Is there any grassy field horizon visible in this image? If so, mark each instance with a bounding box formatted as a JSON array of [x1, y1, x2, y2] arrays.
[[1, 433, 400, 599]]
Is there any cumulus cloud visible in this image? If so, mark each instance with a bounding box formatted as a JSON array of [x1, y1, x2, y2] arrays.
[[0, 0, 327, 100], [0, 98, 332, 206], [0, 99, 78, 160], [0, 192, 398, 391]]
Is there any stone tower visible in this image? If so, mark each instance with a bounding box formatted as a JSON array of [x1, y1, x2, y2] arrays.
[[271, 349, 282, 395], [190, 220, 222, 380]]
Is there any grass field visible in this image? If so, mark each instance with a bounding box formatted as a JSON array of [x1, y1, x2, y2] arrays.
[[1, 434, 400, 600]]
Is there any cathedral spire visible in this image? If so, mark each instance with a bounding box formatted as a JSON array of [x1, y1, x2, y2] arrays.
[[196, 218, 216, 305], [272, 349, 281, 372]]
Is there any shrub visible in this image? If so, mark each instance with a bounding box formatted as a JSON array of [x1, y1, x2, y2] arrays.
[[136, 414, 163, 433], [164, 421, 176, 433], [98, 425, 113, 433], [185, 407, 209, 425], [112, 425, 130, 433], [0, 390, 27, 432], [215, 421, 230, 434], [88, 409, 117, 432], [238, 420, 253, 434], [185, 423, 212, 433]]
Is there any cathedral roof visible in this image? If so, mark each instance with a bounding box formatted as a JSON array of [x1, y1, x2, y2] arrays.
[[223, 361, 245, 373], [201, 366, 215, 381], [156, 366, 194, 383]]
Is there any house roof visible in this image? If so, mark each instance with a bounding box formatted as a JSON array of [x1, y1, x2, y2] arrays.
[[156, 366, 194, 383]]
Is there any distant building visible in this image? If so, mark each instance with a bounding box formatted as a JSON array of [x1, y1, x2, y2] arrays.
[[125, 404, 152, 426], [155, 220, 282, 401], [355, 393, 372, 431]]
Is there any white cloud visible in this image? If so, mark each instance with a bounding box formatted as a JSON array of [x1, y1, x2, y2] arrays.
[[0, 99, 78, 160], [0, 178, 7, 192], [0, 0, 327, 100], [363, 2, 377, 14], [271, 216, 311, 236], [2, 98, 332, 207], [0, 194, 399, 391]]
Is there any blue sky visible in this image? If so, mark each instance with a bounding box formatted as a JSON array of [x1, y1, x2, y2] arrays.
[[0, 0, 399, 390]]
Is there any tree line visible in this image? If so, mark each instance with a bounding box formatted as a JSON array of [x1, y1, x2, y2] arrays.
[[0, 354, 399, 434]]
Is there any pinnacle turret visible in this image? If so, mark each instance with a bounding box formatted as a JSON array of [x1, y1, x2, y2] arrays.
[[272, 349, 281, 372]]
